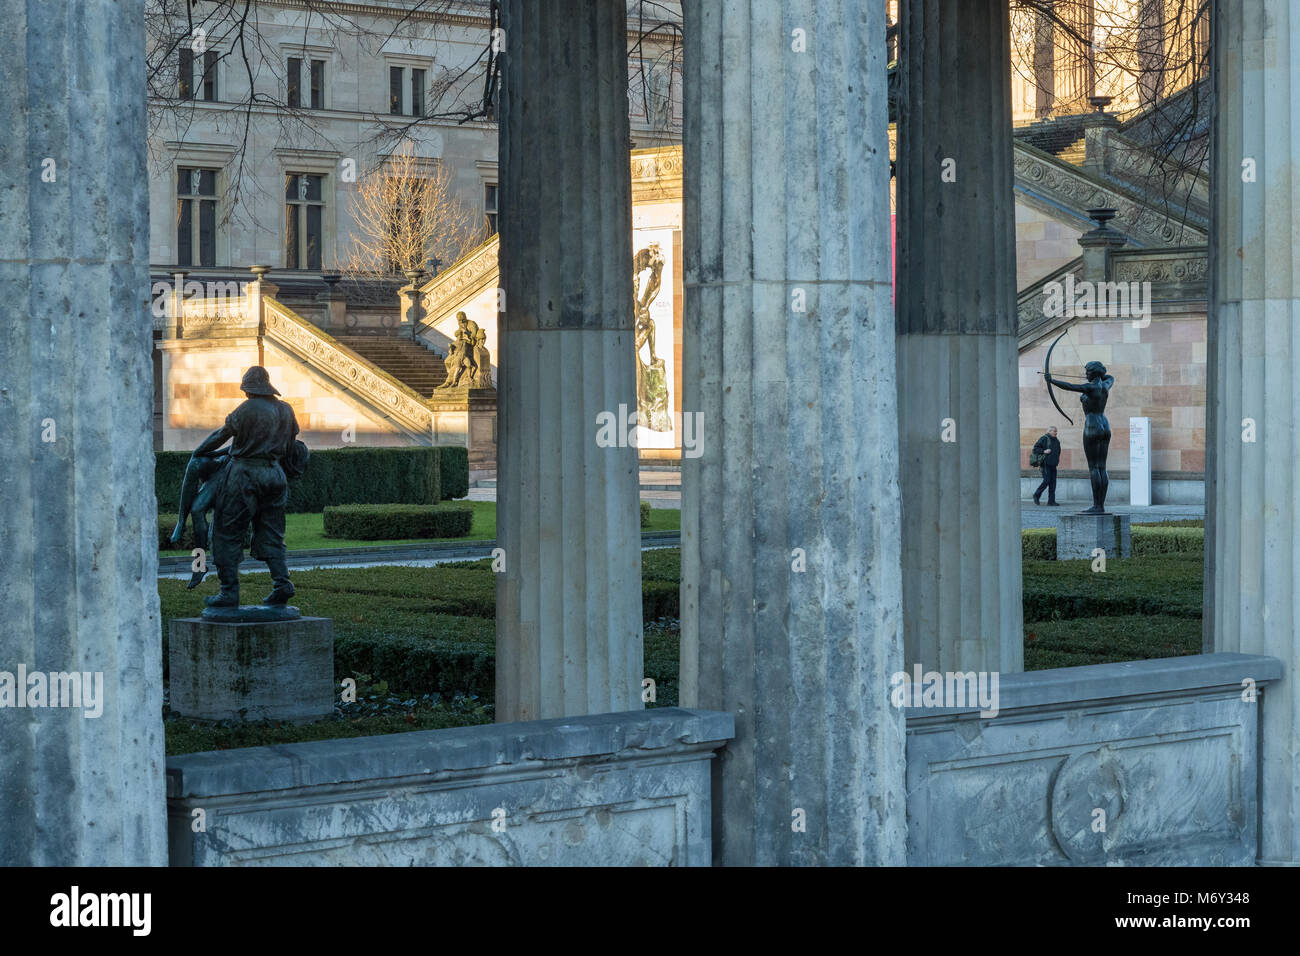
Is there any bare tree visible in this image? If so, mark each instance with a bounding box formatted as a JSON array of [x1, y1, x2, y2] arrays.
[[339, 137, 486, 280]]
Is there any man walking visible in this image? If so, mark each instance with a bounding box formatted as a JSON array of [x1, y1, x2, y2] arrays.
[[190, 366, 301, 607], [1031, 426, 1061, 505]]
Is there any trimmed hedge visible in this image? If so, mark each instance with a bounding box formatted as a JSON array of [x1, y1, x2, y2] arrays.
[[1025, 614, 1201, 671], [439, 446, 469, 500], [640, 500, 652, 528], [1133, 526, 1203, 556], [1022, 528, 1056, 561], [1023, 555, 1203, 622], [155, 447, 440, 514], [323, 502, 473, 540], [1019, 525, 1204, 562]]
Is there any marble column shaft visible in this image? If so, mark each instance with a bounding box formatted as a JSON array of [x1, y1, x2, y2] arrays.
[[0, 0, 167, 864], [895, 0, 1024, 675], [1206, 0, 1300, 864], [495, 0, 643, 722], [682, 0, 906, 866]]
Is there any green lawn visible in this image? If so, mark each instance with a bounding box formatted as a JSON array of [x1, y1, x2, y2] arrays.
[[163, 546, 1203, 753], [161, 502, 680, 557]]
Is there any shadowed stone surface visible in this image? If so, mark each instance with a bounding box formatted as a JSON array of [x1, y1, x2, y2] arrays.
[[906, 653, 1280, 865], [166, 708, 733, 866], [1205, 0, 1300, 865], [682, 0, 906, 866], [494, 0, 643, 721], [896, 0, 1024, 675], [0, 0, 166, 865], [170, 617, 334, 723]]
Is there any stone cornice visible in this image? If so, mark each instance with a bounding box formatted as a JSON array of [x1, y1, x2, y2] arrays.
[[263, 297, 434, 437], [1013, 141, 1207, 248]]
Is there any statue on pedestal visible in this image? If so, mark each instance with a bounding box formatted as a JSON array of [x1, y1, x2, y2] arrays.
[[180, 366, 308, 620], [1043, 331, 1115, 514]]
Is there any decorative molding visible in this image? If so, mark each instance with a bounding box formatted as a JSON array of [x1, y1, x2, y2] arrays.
[[1111, 248, 1209, 285], [1013, 144, 1207, 248], [418, 234, 500, 320], [263, 298, 434, 436]]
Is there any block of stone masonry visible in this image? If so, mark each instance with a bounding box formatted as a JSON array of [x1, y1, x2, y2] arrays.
[[169, 616, 334, 723], [1056, 513, 1131, 561]]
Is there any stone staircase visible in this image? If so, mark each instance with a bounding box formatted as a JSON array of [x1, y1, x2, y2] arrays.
[[333, 335, 447, 397]]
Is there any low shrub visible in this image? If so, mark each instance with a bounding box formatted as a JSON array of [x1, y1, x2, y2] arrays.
[[640, 500, 652, 528], [323, 502, 473, 540], [1022, 528, 1056, 561], [1132, 525, 1203, 556]]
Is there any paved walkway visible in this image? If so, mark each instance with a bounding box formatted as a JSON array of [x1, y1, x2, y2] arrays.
[[158, 532, 681, 578]]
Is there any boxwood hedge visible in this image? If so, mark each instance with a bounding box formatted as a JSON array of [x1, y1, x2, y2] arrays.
[[323, 502, 473, 540]]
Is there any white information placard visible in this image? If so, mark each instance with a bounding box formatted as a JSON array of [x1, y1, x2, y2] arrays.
[[1129, 416, 1151, 507]]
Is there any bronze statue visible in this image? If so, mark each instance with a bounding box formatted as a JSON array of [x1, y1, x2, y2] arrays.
[[186, 366, 303, 611], [1044, 331, 1115, 514], [170, 451, 229, 588]]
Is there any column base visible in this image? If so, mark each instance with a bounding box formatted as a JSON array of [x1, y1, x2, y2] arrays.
[[169, 616, 335, 723]]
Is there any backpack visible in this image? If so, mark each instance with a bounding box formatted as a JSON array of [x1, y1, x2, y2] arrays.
[[1029, 449, 1045, 467]]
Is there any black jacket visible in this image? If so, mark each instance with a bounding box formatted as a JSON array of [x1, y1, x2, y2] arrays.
[[1032, 434, 1061, 467]]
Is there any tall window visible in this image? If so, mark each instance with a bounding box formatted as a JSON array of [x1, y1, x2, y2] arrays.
[[285, 173, 324, 271], [287, 56, 302, 107], [389, 66, 403, 114], [179, 48, 219, 101], [176, 167, 218, 267], [288, 57, 325, 109], [484, 183, 498, 235], [389, 64, 427, 116], [310, 59, 325, 109]]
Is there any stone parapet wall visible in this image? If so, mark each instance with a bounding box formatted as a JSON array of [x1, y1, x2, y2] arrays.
[[906, 653, 1281, 865], [166, 708, 733, 866]]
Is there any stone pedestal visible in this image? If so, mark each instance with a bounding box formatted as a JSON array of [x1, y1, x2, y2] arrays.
[[682, 0, 905, 866], [1057, 513, 1131, 561], [895, 0, 1023, 675], [169, 616, 334, 723]]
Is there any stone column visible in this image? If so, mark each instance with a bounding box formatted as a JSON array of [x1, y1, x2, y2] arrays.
[[494, 0, 643, 721], [0, 0, 167, 864], [681, 0, 906, 866], [1206, 0, 1300, 865], [895, 0, 1023, 675]]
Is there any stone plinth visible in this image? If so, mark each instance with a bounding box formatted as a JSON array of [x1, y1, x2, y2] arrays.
[[170, 616, 334, 723], [1057, 513, 1131, 560]]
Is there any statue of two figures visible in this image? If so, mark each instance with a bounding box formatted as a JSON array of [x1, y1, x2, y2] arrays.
[[634, 242, 672, 432], [437, 311, 493, 389]]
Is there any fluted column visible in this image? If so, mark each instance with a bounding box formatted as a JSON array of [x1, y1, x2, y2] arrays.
[[1206, 0, 1300, 864], [0, 0, 167, 864], [681, 0, 906, 866], [895, 0, 1023, 674], [495, 0, 643, 721]]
